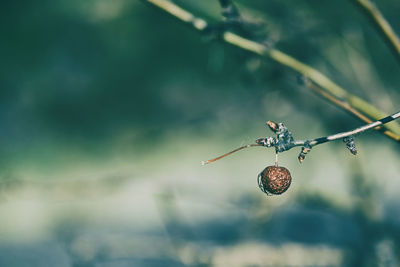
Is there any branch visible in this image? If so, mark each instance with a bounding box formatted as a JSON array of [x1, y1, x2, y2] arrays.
[[353, 0, 400, 60], [142, 0, 400, 142], [300, 77, 400, 141], [295, 111, 400, 146], [202, 111, 400, 164]]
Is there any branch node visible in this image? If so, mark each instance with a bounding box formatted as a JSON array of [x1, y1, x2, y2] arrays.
[[275, 123, 295, 153], [260, 122, 296, 152], [220, 2, 240, 23]]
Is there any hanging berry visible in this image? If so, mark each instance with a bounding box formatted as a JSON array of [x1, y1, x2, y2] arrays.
[[257, 166, 292, 195], [201, 111, 400, 196]]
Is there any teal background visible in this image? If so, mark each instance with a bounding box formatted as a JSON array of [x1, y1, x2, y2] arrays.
[[1, 0, 400, 266]]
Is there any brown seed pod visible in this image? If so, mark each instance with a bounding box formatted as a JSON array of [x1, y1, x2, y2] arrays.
[[257, 166, 292, 195]]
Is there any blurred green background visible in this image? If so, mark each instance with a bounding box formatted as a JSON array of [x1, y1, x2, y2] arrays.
[[1, 0, 400, 266]]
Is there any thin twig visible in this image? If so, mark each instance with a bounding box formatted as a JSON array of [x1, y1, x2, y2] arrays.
[[296, 111, 400, 146], [201, 144, 260, 165], [142, 0, 400, 141], [353, 0, 400, 60], [202, 111, 400, 164], [302, 78, 400, 141]]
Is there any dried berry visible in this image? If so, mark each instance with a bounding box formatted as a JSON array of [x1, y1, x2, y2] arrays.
[[257, 166, 292, 195]]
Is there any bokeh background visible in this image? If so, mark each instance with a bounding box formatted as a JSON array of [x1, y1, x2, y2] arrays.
[[1, 0, 400, 266]]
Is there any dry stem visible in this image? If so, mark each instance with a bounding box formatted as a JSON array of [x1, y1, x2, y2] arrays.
[[143, 0, 400, 141]]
